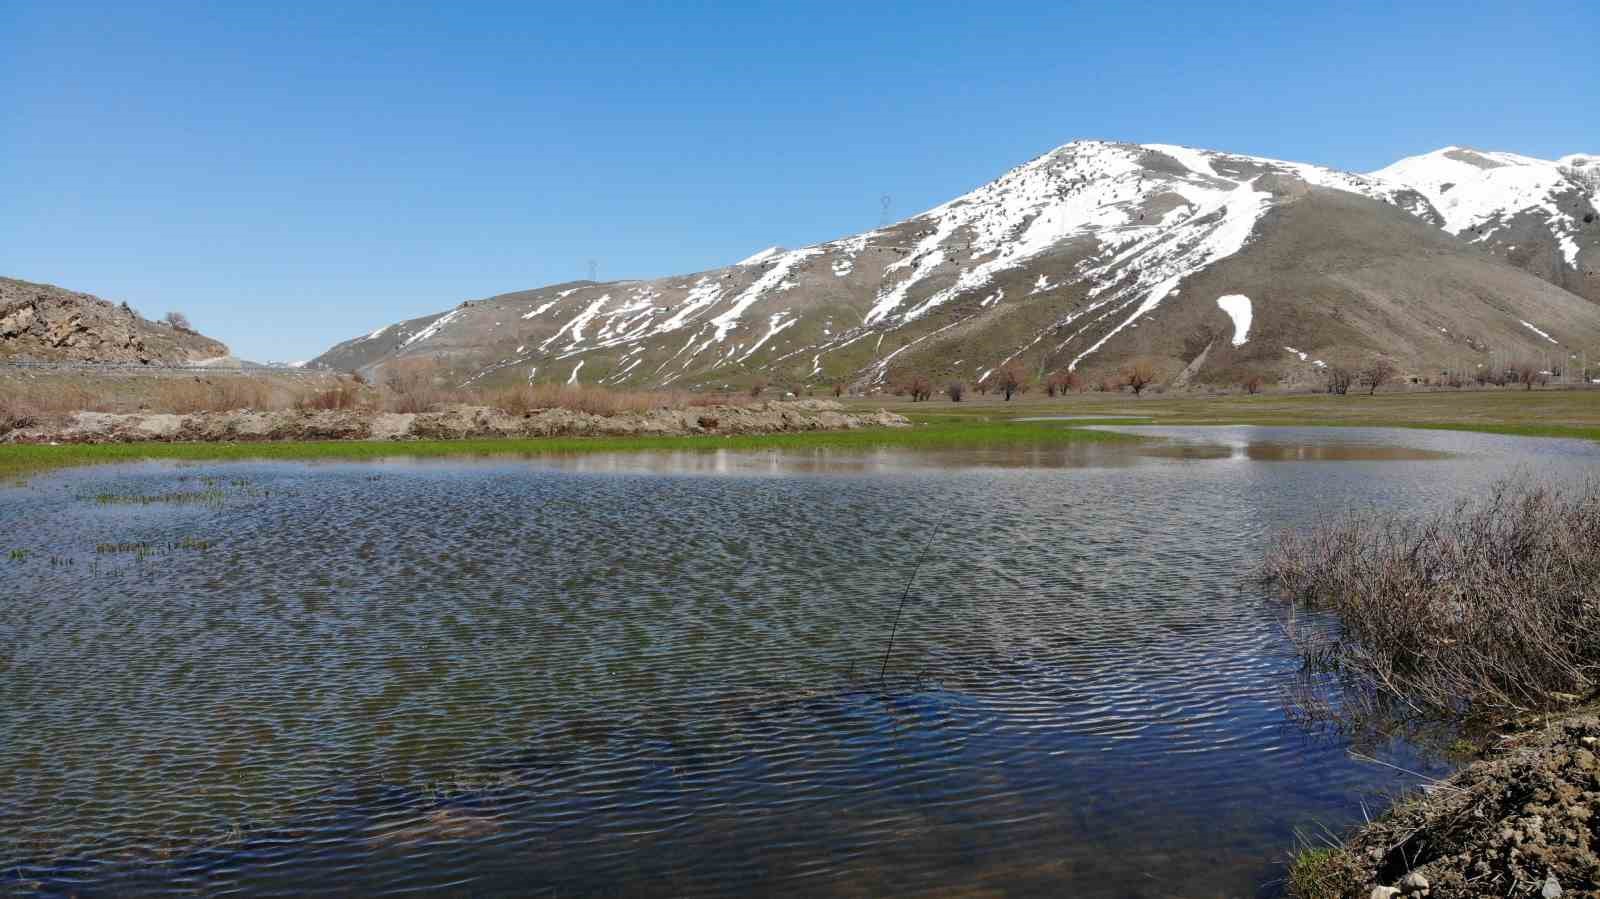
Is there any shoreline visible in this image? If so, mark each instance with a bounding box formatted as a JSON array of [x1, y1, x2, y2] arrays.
[[1291, 706, 1600, 898]]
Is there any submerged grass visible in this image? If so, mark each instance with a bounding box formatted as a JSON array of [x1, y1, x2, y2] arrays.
[[0, 417, 1143, 481]]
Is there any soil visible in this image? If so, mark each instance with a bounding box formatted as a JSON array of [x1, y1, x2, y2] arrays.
[[1329, 712, 1600, 898], [0, 400, 909, 444]]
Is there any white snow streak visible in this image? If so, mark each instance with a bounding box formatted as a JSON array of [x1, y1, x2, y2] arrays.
[[401, 309, 463, 348], [1216, 295, 1253, 346], [1519, 320, 1558, 344]]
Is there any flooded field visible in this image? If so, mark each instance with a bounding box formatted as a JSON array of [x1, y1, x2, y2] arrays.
[[2, 427, 1597, 896]]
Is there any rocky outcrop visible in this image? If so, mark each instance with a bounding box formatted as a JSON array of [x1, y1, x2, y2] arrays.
[[0, 277, 228, 364], [1, 400, 909, 444]]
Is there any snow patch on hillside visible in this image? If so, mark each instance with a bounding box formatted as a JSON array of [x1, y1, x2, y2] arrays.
[[1216, 295, 1252, 345], [401, 309, 462, 348], [1520, 320, 1558, 344], [736, 246, 784, 267], [709, 249, 821, 343]]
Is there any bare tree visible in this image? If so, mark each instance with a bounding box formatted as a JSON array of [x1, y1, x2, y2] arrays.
[[1120, 358, 1157, 397], [997, 365, 1024, 401], [164, 311, 192, 331], [945, 381, 964, 402], [1360, 355, 1399, 396], [1326, 366, 1354, 396], [1514, 362, 1545, 391]]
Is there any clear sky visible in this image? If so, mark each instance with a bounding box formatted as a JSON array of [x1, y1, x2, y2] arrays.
[[3, 2, 1595, 362]]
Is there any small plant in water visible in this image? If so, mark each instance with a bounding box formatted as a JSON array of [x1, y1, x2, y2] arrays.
[[8, 548, 28, 562]]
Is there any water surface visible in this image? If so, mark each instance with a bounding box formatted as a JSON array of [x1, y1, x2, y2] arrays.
[[2, 427, 1595, 896]]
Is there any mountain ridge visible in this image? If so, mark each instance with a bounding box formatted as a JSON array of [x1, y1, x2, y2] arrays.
[[310, 140, 1600, 391]]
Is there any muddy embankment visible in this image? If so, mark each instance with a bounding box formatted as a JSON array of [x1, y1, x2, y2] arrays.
[[1, 400, 909, 444], [1307, 711, 1599, 899]]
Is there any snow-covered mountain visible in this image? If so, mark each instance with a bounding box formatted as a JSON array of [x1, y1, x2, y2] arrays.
[[1372, 147, 1600, 301], [311, 141, 1600, 390]]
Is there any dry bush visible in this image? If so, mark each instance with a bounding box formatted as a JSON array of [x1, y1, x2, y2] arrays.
[[1120, 358, 1158, 396], [0, 392, 39, 436], [481, 383, 749, 417], [164, 311, 192, 331], [151, 378, 279, 413], [1260, 477, 1600, 731], [997, 365, 1024, 401], [296, 380, 367, 411], [382, 359, 447, 413]]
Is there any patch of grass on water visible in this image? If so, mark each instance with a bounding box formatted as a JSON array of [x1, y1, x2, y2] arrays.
[[1284, 845, 1362, 899], [8, 548, 27, 562]]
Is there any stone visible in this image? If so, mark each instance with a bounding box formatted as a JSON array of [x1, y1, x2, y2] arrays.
[[1399, 871, 1429, 893], [1370, 888, 1401, 899], [1542, 875, 1563, 899]]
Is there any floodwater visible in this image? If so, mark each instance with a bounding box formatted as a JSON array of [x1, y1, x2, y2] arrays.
[[2, 427, 1596, 897]]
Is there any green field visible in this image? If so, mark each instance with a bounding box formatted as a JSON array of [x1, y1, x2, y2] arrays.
[[851, 386, 1600, 440]]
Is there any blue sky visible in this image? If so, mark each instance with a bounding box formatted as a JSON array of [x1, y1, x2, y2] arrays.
[[3, 2, 1595, 362]]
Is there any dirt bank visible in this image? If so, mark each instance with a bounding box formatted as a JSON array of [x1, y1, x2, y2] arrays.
[[1298, 711, 1599, 898], [0, 400, 909, 444]]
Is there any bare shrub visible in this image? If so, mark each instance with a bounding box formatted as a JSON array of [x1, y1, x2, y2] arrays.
[[997, 365, 1023, 401], [296, 380, 366, 411], [945, 381, 964, 402], [150, 378, 276, 413], [382, 359, 446, 413], [1120, 358, 1157, 396], [164, 311, 192, 331], [1360, 355, 1399, 395], [1260, 477, 1600, 730], [0, 393, 39, 436], [481, 383, 746, 417]]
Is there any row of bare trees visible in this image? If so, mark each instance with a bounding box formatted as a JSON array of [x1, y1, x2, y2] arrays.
[[895, 358, 1163, 402]]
